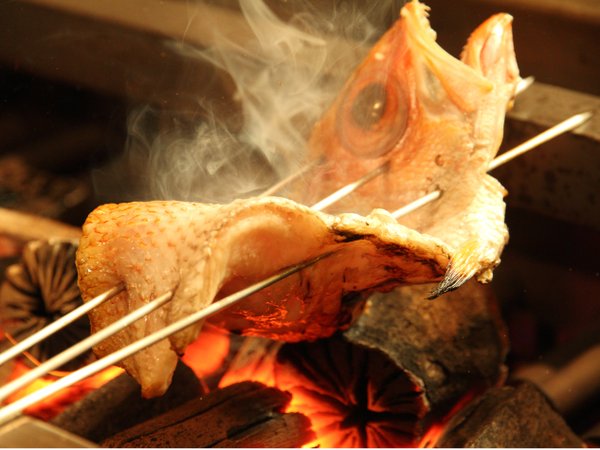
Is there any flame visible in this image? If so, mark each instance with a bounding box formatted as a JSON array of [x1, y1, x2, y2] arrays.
[[3, 360, 122, 421], [219, 361, 276, 389], [181, 325, 230, 382]]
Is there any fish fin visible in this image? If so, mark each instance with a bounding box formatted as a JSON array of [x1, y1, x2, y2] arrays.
[[428, 239, 481, 299]]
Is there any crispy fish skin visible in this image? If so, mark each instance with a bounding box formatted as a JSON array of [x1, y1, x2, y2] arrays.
[[302, 1, 519, 294], [77, 197, 451, 397]]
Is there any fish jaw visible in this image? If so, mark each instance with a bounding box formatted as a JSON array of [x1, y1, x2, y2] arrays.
[[461, 13, 520, 90], [460, 12, 521, 168]]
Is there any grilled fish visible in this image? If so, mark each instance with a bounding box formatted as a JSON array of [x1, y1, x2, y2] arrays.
[[77, 197, 451, 397], [301, 0, 520, 294]]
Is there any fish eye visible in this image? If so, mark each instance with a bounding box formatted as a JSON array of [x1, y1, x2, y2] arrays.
[[351, 83, 388, 130], [336, 75, 409, 159]]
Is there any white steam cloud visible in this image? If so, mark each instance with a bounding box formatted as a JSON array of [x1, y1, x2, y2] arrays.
[[94, 0, 399, 204]]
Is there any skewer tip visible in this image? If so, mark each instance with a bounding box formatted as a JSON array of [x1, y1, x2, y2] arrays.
[[515, 75, 535, 95], [572, 110, 594, 126]]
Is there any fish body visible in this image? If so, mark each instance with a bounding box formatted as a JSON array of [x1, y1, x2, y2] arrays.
[[302, 1, 520, 292], [77, 197, 451, 397], [76, 0, 520, 397]]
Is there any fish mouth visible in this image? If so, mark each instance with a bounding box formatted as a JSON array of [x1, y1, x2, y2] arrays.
[[401, 0, 495, 112], [462, 13, 520, 87]]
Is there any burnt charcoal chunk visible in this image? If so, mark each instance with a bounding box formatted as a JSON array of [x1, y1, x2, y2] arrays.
[[345, 281, 508, 411], [51, 360, 202, 443], [274, 334, 428, 447], [101, 381, 314, 448], [436, 381, 584, 448]]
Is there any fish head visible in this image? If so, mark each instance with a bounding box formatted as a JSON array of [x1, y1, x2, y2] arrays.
[[304, 0, 518, 214], [308, 0, 492, 169], [302, 1, 520, 295]]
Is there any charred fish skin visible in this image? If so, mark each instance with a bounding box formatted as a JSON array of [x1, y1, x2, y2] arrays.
[[76, 197, 451, 397], [302, 0, 519, 295]]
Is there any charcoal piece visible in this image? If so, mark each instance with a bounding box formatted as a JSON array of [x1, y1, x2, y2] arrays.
[[344, 280, 508, 411], [273, 334, 428, 447], [0, 239, 90, 370], [51, 360, 202, 443], [101, 381, 314, 448], [435, 381, 584, 448], [220, 281, 507, 446], [212, 413, 312, 448]]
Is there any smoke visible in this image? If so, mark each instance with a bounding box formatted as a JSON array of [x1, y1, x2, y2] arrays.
[[94, 0, 400, 204]]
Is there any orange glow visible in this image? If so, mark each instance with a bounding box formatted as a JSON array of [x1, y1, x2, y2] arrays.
[[181, 325, 230, 381], [418, 422, 445, 448], [278, 377, 423, 448], [284, 384, 356, 448], [219, 360, 275, 388], [3, 360, 123, 421], [218, 348, 276, 389], [417, 389, 478, 448], [219, 337, 426, 448], [3, 332, 70, 377]]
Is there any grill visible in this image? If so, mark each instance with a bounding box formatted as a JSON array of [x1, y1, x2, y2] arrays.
[[0, 0, 599, 447]]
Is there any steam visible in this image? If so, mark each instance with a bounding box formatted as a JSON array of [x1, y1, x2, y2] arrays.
[[94, 0, 399, 204]]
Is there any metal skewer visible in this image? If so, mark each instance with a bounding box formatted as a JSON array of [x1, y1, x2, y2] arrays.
[[271, 76, 536, 212], [261, 76, 535, 208], [0, 284, 124, 368], [0, 108, 585, 375], [0, 76, 540, 365], [515, 76, 535, 96], [259, 160, 319, 197], [310, 161, 389, 211], [0, 251, 334, 425], [0, 291, 173, 403], [488, 111, 592, 170], [391, 190, 441, 220], [0, 84, 588, 420], [391, 110, 593, 219]]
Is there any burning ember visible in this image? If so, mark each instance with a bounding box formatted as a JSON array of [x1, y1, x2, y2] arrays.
[[273, 336, 427, 448], [181, 325, 230, 382], [220, 334, 428, 448], [3, 359, 122, 421]]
